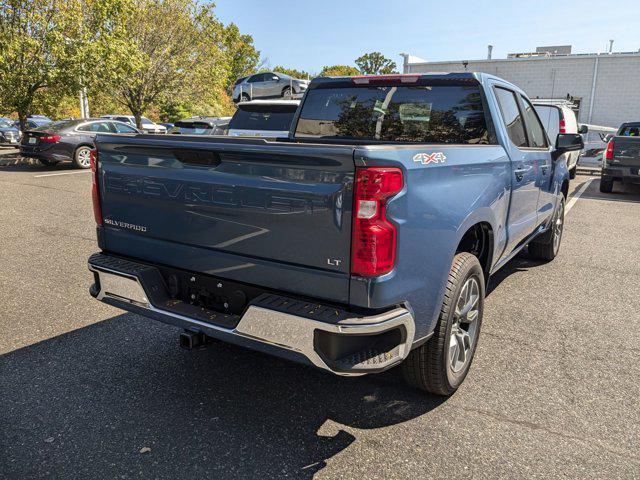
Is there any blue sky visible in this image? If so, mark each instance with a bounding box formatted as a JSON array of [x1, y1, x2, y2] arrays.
[[215, 0, 640, 73]]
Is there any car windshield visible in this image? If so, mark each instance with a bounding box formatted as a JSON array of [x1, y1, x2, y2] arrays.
[[172, 121, 216, 135], [141, 117, 153, 124], [229, 104, 297, 132], [31, 119, 52, 126], [0, 121, 13, 128], [295, 84, 490, 144]]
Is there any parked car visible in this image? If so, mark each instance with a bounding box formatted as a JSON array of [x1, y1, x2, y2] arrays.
[[0, 119, 20, 146], [232, 72, 309, 102], [227, 100, 299, 138], [88, 72, 580, 395], [15, 116, 53, 131], [169, 117, 231, 136], [159, 123, 174, 130], [600, 122, 640, 192], [20, 118, 139, 168], [100, 115, 166, 134], [533, 99, 586, 179]]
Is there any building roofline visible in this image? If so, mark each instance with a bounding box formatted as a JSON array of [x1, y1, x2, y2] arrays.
[[407, 51, 640, 66]]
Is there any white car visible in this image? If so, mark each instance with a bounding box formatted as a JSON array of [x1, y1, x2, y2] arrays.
[[100, 115, 166, 134], [532, 100, 586, 179], [227, 100, 300, 138]]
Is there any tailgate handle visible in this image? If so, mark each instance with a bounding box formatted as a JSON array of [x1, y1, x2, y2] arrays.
[[171, 149, 221, 167]]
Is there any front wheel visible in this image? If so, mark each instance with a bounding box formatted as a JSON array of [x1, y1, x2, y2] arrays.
[[73, 146, 92, 169], [529, 196, 565, 261], [402, 252, 485, 395], [569, 166, 577, 179], [282, 86, 292, 99]]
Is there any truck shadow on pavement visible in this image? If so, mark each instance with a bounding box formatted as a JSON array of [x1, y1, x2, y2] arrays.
[[0, 315, 444, 479]]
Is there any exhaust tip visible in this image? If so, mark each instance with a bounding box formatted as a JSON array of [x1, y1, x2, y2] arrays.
[[179, 330, 205, 350]]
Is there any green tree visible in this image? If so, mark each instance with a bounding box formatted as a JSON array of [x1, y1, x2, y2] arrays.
[[355, 52, 397, 75], [106, 0, 227, 128], [272, 66, 310, 80], [320, 65, 360, 77], [0, 0, 120, 128], [219, 23, 260, 90]]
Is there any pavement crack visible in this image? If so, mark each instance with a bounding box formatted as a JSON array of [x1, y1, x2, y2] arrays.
[[459, 406, 640, 464]]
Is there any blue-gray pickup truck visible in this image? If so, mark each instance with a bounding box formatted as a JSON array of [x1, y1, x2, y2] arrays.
[[88, 73, 583, 395]]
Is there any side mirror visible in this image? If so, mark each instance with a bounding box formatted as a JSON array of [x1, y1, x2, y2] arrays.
[[553, 133, 584, 160], [578, 124, 588, 134]]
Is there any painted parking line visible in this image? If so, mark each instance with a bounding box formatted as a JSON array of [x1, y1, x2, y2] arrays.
[[34, 170, 92, 178], [566, 178, 595, 213]]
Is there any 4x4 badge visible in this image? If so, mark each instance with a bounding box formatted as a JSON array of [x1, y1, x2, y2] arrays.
[[413, 152, 446, 165]]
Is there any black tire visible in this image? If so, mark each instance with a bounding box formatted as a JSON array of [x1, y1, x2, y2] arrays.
[[37, 158, 60, 167], [569, 166, 577, 179], [240, 93, 250, 102], [402, 252, 485, 396], [73, 145, 92, 169], [599, 176, 613, 193], [529, 196, 565, 261], [282, 86, 292, 99]]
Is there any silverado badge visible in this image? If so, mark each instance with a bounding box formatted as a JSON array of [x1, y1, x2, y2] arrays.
[[413, 152, 446, 165]]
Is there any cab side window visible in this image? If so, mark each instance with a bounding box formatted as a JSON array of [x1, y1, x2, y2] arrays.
[[520, 96, 548, 148], [494, 87, 527, 148]]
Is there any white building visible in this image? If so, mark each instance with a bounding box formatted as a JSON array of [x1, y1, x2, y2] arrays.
[[402, 47, 640, 128]]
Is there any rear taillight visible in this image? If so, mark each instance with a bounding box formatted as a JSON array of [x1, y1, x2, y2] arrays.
[[90, 148, 103, 226], [559, 118, 566, 134], [604, 139, 615, 160], [351, 167, 403, 277], [40, 134, 61, 143]]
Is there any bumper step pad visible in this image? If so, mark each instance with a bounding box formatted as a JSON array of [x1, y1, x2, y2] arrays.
[[89, 253, 239, 329]]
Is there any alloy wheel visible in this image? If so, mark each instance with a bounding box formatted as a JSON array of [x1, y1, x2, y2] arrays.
[[448, 276, 480, 373], [77, 147, 91, 168], [552, 200, 565, 254]]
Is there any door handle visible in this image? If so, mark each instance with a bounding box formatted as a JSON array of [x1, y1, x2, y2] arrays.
[[540, 164, 549, 175], [514, 166, 527, 182]]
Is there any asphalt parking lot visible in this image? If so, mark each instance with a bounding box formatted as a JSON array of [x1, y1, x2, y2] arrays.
[[1, 154, 639, 479]]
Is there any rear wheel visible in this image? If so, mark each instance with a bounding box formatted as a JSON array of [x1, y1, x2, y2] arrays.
[[240, 93, 250, 102], [402, 252, 484, 395], [599, 176, 613, 193], [73, 146, 92, 169], [529, 196, 565, 261]]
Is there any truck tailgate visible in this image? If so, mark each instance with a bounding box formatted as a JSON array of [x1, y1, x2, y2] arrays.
[[96, 135, 355, 303], [613, 137, 640, 168]]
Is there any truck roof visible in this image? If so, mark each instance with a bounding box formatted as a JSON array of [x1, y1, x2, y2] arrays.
[[310, 72, 523, 93]]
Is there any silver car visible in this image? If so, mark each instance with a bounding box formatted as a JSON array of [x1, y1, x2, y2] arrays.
[[232, 72, 309, 103]]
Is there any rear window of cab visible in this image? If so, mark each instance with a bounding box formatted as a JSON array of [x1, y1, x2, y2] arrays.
[[294, 84, 491, 144]]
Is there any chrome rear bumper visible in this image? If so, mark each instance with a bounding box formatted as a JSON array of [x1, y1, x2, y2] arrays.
[[88, 254, 415, 376]]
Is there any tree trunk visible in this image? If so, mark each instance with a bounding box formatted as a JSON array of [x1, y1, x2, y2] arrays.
[[133, 112, 143, 130], [18, 111, 28, 131]]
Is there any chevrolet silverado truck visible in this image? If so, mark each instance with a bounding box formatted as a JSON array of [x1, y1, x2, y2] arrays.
[[87, 73, 582, 395], [600, 122, 640, 193]]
